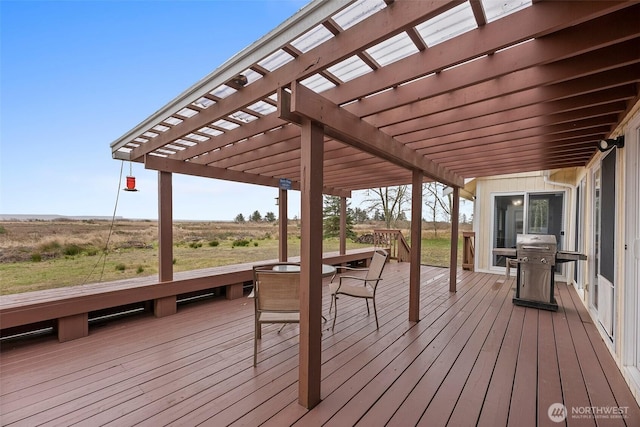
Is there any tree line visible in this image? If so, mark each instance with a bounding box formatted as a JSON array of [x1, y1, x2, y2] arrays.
[[234, 183, 472, 238], [234, 211, 277, 223]]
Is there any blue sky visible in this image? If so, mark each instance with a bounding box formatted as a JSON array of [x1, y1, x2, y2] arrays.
[[1, 0, 315, 220]]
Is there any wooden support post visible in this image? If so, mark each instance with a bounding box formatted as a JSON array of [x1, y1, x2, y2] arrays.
[[154, 297, 176, 317], [57, 313, 88, 342], [450, 187, 460, 292], [156, 171, 176, 317], [340, 196, 347, 255], [298, 118, 323, 409], [225, 283, 244, 300], [279, 188, 288, 262], [409, 170, 423, 322]]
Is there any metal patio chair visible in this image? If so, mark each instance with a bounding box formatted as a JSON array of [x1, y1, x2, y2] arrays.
[[329, 249, 389, 331], [252, 264, 300, 366]]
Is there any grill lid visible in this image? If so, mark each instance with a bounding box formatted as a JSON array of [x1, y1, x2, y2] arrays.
[[516, 234, 557, 253]]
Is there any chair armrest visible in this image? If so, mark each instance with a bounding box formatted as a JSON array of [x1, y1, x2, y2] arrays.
[[333, 275, 365, 293], [330, 266, 369, 282], [338, 275, 382, 289]]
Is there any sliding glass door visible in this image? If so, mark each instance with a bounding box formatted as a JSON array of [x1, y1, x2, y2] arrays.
[[492, 191, 565, 268]]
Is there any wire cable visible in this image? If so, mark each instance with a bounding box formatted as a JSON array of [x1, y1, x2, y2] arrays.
[[82, 161, 124, 284]]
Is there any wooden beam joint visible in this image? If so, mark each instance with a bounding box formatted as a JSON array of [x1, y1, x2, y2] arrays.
[[280, 82, 464, 188]]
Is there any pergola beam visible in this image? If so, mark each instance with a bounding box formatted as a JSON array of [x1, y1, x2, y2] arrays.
[[144, 155, 351, 198], [280, 83, 464, 188]]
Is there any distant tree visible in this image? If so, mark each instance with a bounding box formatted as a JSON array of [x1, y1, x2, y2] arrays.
[[323, 196, 356, 239], [423, 182, 450, 237], [264, 211, 276, 222], [353, 207, 369, 223], [364, 186, 409, 229], [250, 210, 262, 222], [234, 213, 245, 223]]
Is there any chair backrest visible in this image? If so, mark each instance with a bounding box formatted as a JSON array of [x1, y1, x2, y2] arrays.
[[253, 266, 300, 312], [365, 249, 389, 284]]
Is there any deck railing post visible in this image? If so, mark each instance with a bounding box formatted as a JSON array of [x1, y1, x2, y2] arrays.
[[298, 118, 323, 409], [449, 187, 460, 292], [156, 170, 177, 317], [409, 170, 423, 322], [279, 188, 288, 262]]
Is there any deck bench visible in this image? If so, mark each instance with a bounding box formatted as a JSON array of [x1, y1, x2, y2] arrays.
[[0, 248, 380, 342]]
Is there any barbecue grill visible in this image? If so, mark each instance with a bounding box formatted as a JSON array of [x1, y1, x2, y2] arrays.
[[513, 234, 558, 311], [492, 235, 587, 311]]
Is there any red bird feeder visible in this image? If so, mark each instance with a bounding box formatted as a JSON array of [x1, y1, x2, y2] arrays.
[[123, 162, 138, 192], [124, 176, 137, 191]]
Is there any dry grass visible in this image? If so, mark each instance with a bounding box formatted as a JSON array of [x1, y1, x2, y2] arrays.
[[0, 220, 468, 295]]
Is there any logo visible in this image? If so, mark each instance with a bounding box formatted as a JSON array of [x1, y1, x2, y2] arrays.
[[548, 403, 567, 423]]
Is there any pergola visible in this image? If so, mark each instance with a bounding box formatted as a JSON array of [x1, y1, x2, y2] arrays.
[[111, 0, 640, 408]]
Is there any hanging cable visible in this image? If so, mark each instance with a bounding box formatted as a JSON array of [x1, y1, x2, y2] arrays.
[[82, 161, 124, 284]]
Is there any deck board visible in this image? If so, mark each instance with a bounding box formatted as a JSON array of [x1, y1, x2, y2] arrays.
[[1, 263, 639, 426]]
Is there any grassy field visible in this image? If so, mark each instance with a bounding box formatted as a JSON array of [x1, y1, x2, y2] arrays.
[[0, 219, 466, 295]]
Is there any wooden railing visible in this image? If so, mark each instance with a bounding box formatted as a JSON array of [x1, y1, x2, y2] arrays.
[[373, 229, 411, 262], [462, 231, 475, 271], [0, 248, 380, 343]]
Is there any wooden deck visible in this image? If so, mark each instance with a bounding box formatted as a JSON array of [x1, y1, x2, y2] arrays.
[[1, 263, 638, 426]]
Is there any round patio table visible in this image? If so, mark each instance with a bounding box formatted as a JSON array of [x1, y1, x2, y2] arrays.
[[271, 263, 336, 277], [270, 263, 335, 322]]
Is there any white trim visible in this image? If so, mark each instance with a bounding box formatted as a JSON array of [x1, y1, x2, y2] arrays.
[[589, 165, 601, 312], [575, 177, 587, 289], [623, 111, 640, 386]]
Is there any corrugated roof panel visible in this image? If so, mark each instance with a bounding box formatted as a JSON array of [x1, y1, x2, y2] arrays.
[[212, 119, 240, 131], [291, 24, 334, 53], [175, 139, 198, 147], [258, 49, 295, 72], [164, 117, 183, 126], [300, 73, 337, 92], [210, 85, 236, 99], [247, 100, 278, 115], [327, 55, 372, 82], [366, 32, 419, 67], [176, 107, 198, 118], [482, 0, 532, 23], [332, 0, 386, 31], [229, 111, 258, 123], [416, 2, 477, 47], [198, 127, 224, 137], [152, 124, 170, 132], [193, 97, 215, 109], [241, 68, 263, 85]]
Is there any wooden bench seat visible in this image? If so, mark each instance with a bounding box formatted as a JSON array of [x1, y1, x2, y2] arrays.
[[0, 248, 380, 342]]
